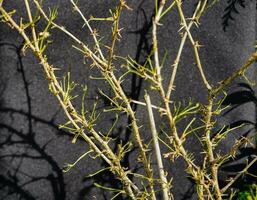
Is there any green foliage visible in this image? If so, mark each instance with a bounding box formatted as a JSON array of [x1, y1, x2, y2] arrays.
[[237, 184, 257, 200]]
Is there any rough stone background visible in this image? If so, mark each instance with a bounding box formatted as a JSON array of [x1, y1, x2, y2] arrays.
[[0, 1, 256, 199]]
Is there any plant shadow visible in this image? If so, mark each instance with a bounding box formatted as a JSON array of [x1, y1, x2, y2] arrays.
[[218, 83, 257, 196], [0, 42, 67, 200], [222, 0, 257, 31]]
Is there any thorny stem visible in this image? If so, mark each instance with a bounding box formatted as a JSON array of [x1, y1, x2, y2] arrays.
[[204, 96, 222, 200], [152, 0, 166, 81], [24, 0, 39, 50], [166, 0, 206, 99], [162, 90, 212, 199], [204, 50, 257, 199], [41, 57, 138, 199], [35, 0, 156, 195], [199, 50, 257, 199], [106, 0, 123, 71], [109, 71, 157, 200], [175, 0, 211, 91], [101, 1, 156, 198], [0, 6, 36, 52], [166, 20, 193, 99], [44, 59, 139, 199], [152, 1, 208, 197], [2, 0, 257, 199], [70, 0, 105, 61], [221, 156, 257, 193], [37, 0, 155, 197], [33, 0, 106, 69], [0, 5, 140, 199], [212, 51, 257, 96], [34, 3, 153, 195]]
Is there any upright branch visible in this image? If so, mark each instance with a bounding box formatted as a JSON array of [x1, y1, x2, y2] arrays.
[[152, 1, 209, 197], [204, 50, 257, 199], [152, 0, 166, 79], [145, 92, 171, 200], [0, 4, 141, 199], [70, 0, 105, 60], [24, 0, 39, 50], [175, 0, 211, 91], [203, 96, 222, 200], [1, 0, 257, 199], [166, 0, 207, 99], [107, 4, 121, 69], [96, 1, 157, 198]]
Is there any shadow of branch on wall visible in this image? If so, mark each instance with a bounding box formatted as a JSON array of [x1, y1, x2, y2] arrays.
[[222, 0, 257, 31], [218, 83, 257, 196], [0, 42, 66, 200]]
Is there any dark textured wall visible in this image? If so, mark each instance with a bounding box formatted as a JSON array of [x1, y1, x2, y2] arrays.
[[0, 1, 256, 199]]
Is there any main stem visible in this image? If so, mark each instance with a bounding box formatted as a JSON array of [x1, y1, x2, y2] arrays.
[[145, 93, 171, 200], [204, 96, 222, 200]]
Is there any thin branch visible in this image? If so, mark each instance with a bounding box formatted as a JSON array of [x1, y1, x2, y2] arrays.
[[33, 0, 106, 67], [130, 99, 165, 112], [24, 0, 39, 50], [0, 7, 36, 52], [212, 51, 257, 96], [166, 0, 202, 99], [175, 0, 211, 90], [145, 92, 171, 200], [152, 2, 209, 197], [203, 96, 222, 200], [152, 0, 166, 81], [0, 5, 140, 198], [221, 156, 257, 193], [70, 0, 105, 60]]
